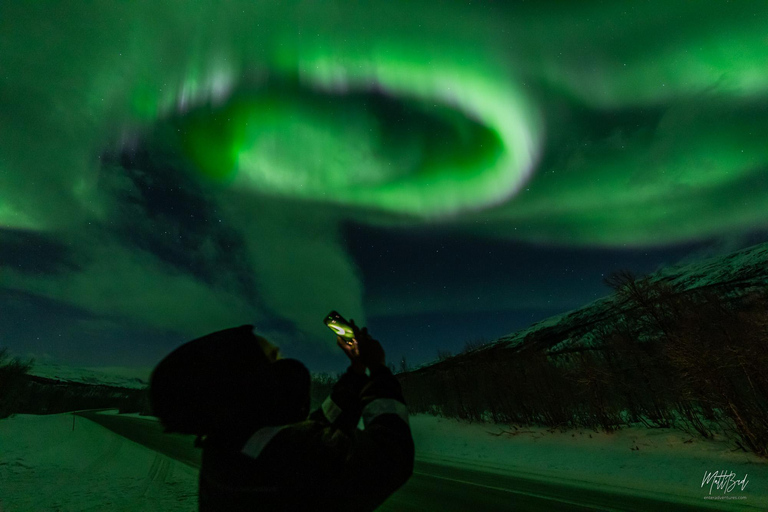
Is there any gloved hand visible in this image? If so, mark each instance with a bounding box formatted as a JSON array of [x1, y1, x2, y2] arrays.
[[337, 318, 386, 374], [337, 331, 365, 375]]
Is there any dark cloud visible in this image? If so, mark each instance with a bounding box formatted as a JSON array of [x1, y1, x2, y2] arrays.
[[0, 229, 81, 275], [100, 147, 257, 300], [342, 222, 712, 318], [0, 288, 185, 366]]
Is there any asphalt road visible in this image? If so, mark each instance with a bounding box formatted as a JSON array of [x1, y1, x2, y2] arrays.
[[76, 411, 733, 512]]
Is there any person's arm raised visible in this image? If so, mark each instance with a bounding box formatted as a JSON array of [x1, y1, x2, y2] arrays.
[[307, 321, 369, 434], [325, 324, 414, 511]]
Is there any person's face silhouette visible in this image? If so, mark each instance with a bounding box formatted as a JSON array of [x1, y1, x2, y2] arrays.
[[254, 335, 281, 363]]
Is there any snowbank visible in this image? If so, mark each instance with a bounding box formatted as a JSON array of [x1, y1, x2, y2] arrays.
[[2, 411, 766, 510], [0, 413, 197, 511], [411, 413, 768, 509], [97, 409, 159, 421]]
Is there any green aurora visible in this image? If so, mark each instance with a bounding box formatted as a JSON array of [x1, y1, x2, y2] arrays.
[[1, 1, 767, 350], [4, 1, 767, 241]]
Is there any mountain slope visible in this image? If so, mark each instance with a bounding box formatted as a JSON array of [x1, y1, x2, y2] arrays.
[[478, 241, 768, 358]]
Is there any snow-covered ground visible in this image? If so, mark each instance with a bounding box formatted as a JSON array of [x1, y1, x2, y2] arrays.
[[411, 415, 767, 510], [0, 413, 198, 511], [2, 411, 766, 510]]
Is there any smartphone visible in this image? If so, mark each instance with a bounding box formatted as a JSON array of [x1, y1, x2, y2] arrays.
[[324, 310, 356, 344]]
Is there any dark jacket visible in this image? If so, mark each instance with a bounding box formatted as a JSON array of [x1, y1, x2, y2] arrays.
[[199, 364, 414, 511]]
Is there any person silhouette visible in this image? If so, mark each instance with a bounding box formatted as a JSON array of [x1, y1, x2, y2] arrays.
[[191, 322, 414, 511]]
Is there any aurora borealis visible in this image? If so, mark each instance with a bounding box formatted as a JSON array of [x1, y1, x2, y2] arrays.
[[1, 1, 767, 373]]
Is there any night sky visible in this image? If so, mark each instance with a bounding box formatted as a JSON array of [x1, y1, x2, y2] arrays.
[[2, 1, 767, 375]]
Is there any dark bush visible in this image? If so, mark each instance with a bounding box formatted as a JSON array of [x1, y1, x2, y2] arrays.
[[398, 273, 768, 458]]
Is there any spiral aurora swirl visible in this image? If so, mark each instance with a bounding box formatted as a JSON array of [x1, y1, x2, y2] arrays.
[[151, 56, 540, 219]]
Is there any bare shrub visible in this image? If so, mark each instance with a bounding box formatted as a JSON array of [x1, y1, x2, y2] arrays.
[[0, 348, 34, 419], [399, 272, 768, 458]]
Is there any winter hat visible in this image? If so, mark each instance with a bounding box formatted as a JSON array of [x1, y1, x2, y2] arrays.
[[150, 324, 302, 436]]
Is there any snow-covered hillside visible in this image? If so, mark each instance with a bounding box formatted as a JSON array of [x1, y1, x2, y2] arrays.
[[27, 361, 150, 389], [487, 241, 768, 355], [659, 241, 768, 290]]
